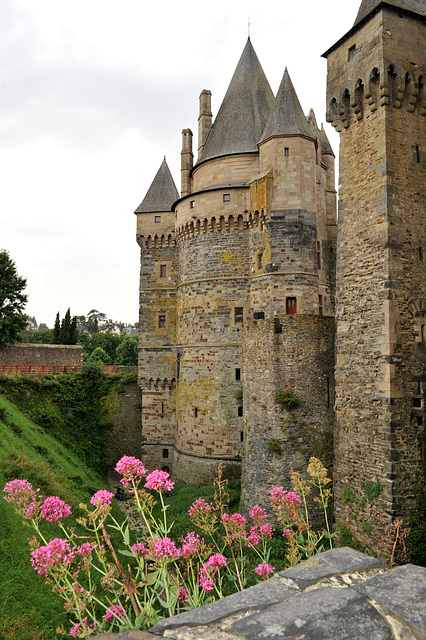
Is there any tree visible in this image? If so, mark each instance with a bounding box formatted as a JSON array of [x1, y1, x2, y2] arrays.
[[87, 346, 112, 365], [53, 312, 61, 344], [115, 334, 138, 366], [0, 250, 28, 345], [86, 310, 107, 335]]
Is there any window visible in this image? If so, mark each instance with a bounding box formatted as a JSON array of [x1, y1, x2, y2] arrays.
[[161, 402, 164, 416], [253, 311, 265, 320], [286, 297, 297, 315], [419, 247, 424, 262], [319, 294, 323, 316], [316, 241, 321, 270], [284, 147, 289, 157], [160, 264, 167, 278], [257, 252, 263, 270], [348, 44, 356, 60], [158, 314, 166, 328], [176, 352, 181, 379], [238, 406, 243, 417], [235, 368, 241, 381], [162, 449, 169, 459], [415, 145, 420, 163], [194, 407, 198, 418], [235, 307, 244, 323], [240, 431, 244, 442], [223, 194, 230, 202], [155, 215, 161, 223], [190, 200, 195, 209]]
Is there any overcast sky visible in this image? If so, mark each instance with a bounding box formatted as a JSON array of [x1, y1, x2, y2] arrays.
[[0, 0, 361, 328]]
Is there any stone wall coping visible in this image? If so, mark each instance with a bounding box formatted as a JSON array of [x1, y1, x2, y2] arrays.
[[93, 548, 426, 639]]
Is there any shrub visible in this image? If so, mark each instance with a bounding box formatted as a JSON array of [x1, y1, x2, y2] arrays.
[[275, 389, 300, 410]]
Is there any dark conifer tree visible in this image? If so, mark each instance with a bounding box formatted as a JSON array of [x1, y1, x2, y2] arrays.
[[53, 312, 61, 344]]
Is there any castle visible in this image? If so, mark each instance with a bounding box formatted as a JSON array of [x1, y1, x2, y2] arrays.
[[135, 0, 425, 549]]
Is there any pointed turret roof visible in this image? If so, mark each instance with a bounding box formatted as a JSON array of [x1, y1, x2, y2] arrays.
[[135, 158, 179, 213], [354, 0, 425, 26], [320, 125, 335, 157], [259, 68, 315, 144], [198, 38, 275, 164]]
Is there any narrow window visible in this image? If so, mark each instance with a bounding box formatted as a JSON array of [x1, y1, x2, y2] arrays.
[[416, 145, 420, 163], [240, 431, 244, 442], [319, 294, 323, 316], [235, 307, 244, 323], [223, 194, 230, 202], [155, 215, 161, 223], [160, 264, 167, 278], [238, 406, 243, 417], [257, 252, 263, 270], [190, 200, 195, 209], [176, 352, 181, 379], [158, 314, 166, 328], [284, 147, 289, 157], [194, 407, 198, 418], [254, 311, 265, 320], [348, 44, 356, 60], [235, 368, 241, 381], [316, 241, 321, 270], [161, 402, 164, 416], [286, 297, 297, 315], [162, 449, 169, 459], [421, 325, 425, 342], [161, 465, 170, 473], [419, 247, 424, 261]]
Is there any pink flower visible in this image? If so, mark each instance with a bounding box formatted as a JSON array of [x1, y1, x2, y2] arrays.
[[31, 538, 75, 576], [3, 479, 38, 516], [178, 587, 188, 602], [40, 496, 72, 523], [188, 498, 217, 532], [247, 526, 261, 547], [255, 562, 275, 578], [76, 542, 95, 558], [282, 528, 292, 537], [90, 490, 114, 506], [249, 504, 267, 524], [144, 469, 174, 492], [104, 604, 126, 623], [115, 456, 146, 487], [260, 523, 274, 538], [200, 576, 214, 592], [221, 512, 247, 535], [269, 486, 302, 509], [131, 542, 148, 555], [206, 553, 227, 568], [180, 531, 204, 558], [147, 536, 181, 559]]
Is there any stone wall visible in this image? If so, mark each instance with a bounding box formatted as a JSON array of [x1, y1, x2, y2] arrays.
[[108, 381, 142, 469], [325, 5, 425, 549], [241, 316, 334, 516], [0, 343, 83, 368]]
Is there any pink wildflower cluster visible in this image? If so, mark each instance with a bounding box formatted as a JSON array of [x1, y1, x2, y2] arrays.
[[90, 490, 114, 506], [115, 456, 147, 487], [249, 504, 268, 525], [221, 512, 247, 539], [40, 496, 72, 523], [131, 542, 148, 555], [3, 479, 38, 517], [31, 538, 75, 576], [144, 469, 174, 492], [147, 536, 181, 560], [69, 617, 98, 638], [270, 486, 302, 508], [255, 562, 275, 578], [178, 587, 188, 603], [188, 498, 216, 532], [199, 553, 227, 592], [180, 531, 205, 558], [104, 604, 126, 623]]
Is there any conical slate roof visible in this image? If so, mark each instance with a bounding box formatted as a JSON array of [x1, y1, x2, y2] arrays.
[[320, 125, 335, 157], [135, 158, 179, 213], [354, 0, 425, 25], [198, 38, 275, 164], [259, 68, 314, 144]]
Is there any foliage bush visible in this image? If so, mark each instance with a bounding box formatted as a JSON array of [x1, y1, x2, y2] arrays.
[[275, 389, 300, 410]]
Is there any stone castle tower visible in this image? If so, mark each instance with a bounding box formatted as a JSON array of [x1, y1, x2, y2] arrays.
[[323, 0, 425, 547], [135, 39, 337, 485], [134, 0, 425, 548]]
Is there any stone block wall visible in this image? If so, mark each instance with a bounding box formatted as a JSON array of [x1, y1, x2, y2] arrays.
[[0, 343, 83, 368], [325, 5, 425, 549], [241, 316, 334, 516]]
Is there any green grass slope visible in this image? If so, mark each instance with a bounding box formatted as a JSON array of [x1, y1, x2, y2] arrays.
[[0, 393, 122, 640]]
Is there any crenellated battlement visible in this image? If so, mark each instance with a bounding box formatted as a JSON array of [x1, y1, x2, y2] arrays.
[[140, 377, 176, 391], [137, 233, 176, 249], [175, 211, 268, 242]]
